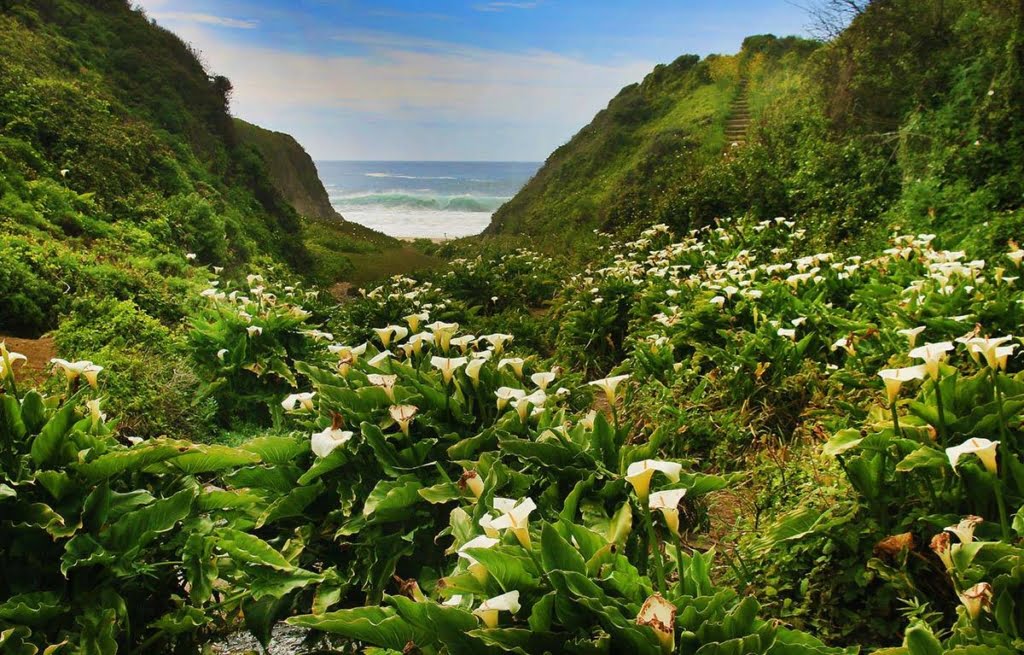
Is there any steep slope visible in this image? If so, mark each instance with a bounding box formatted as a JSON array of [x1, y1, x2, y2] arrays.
[[491, 2, 1024, 252], [233, 117, 400, 263], [233, 118, 340, 222], [0, 0, 401, 335], [486, 37, 817, 240]]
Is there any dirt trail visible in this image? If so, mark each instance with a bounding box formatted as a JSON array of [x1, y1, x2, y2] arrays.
[[1, 334, 56, 384], [724, 78, 751, 150]]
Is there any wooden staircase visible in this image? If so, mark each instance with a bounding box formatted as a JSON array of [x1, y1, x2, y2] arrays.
[[724, 79, 751, 150]]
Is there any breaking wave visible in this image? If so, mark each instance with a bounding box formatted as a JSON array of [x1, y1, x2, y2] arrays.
[[330, 192, 508, 213]]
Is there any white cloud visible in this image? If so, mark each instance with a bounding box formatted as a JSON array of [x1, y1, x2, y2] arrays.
[[474, 2, 541, 11], [133, 3, 258, 30], [173, 26, 654, 158]]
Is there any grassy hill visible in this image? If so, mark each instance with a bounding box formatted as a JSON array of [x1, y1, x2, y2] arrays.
[[489, 1, 1024, 252], [0, 0, 396, 337]]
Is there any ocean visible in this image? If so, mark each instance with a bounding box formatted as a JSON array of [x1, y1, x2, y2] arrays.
[[316, 161, 540, 239]]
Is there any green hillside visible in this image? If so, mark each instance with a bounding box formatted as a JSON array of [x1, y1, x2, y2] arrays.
[[489, 1, 1024, 251], [0, 0, 390, 337]]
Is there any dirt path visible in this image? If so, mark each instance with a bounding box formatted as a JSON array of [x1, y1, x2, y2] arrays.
[[1, 334, 56, 385], [724, 78, 751, 150]]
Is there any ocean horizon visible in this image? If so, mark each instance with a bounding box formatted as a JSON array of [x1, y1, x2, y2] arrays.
[[316, 160, 540, 239]]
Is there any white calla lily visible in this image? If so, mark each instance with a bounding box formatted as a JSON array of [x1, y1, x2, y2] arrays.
[[389, 404, 418, 436], [636, 593, 676, 654], [431, 356, 468, 385], [367, 374, 398, 401], [310, 427, 353, 458], [877, 365, 926, 405], [649, 489, 687, 535], [625, 459, 682, 501], [489, 497, 536, 548], [588, 374, 631, 407], [282, 392, 316, 411], [909, 342, 954, 380], [530, 371, 556, 390], [944, 515, 983, 545], [946, 437, 999, 474], [473, 590, 520, 628]]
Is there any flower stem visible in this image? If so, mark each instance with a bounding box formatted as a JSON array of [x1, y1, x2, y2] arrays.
[[642, 501, 667, 595], [933, 379, 948, 442], [990, 368, 1011, 447], [994, 482, 1010, 541]]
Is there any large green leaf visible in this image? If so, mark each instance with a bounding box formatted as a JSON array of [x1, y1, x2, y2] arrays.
[[541, 522, 587, 575], [103, 488, 195, 551], [0, 592, 64, 627], [30, 396, 80, 467], [255, 482, 323, 528], [168, 444, 262, 473], [242, 435, 307, 464], [215, 528, 295, 571], [75, 441, 190, 481], [288, 607, 417, 651], [362, 476, 423, 521]]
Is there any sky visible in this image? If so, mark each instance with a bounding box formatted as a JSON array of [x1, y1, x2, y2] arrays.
[[133, 1, 812, 161]]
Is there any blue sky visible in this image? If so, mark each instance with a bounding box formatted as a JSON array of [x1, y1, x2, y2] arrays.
[[134, 1, 812, 160]]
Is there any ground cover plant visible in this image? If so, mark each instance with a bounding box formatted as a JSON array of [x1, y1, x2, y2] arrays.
[[4, 216, 1024, 654]]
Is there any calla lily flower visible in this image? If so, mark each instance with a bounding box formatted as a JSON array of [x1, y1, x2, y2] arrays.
[[994, 344, 1017, 370], [389, 404, 418, 436], [51, 359, 101, 387], [465, 358, 486, 385], [580, 409, 598, 430], [87, 399, 106, 425], [427, 321, 459, 352], [831, 337, 856, 356], [777, 327, 796, 341], [495, 387, 526, 411], [588, 374, 631, 407], [246, 326, 263, 337], [460, 469, 484, 498], [367, 374, 398, 401], [442, 595, 464, 607], [282, 392, 316, 411], [311, 427, 353, 458], [473, 590, 520, 628], [959, 582, 993, 620], [944, 515, 983, 544], [909, 342, 954, 380], [636, 593, 676, 654], [930, 532, 953, 571], [329, 343, 368, 361], [408, 332, 434, 356], [498, 357, 526, 378], [946, 437, 999, 474], [966, 336, 1015, 369], [897, 326, 926, 349], [368, 350, 394, 368], [490, 497, 536, 548], [216, 349, 229, 362], [877, 365, 926, 405], [530, 371, 556, 390], [625, 459, 682, 501], [0, 343, 28, 378], [480, 333, 513, 355], [373, 326, 398, 348], [457, 535, 499, 582], [479, 512, 501, 538], [513, 390, 547, 422], [450, 335, 476, 353], [431, 356, 468, 385], [404, 311, 429, 333], [649, 489, 687, 535]]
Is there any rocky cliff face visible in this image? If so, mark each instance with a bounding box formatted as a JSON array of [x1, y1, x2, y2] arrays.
[[234, 119, 341, 222]]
